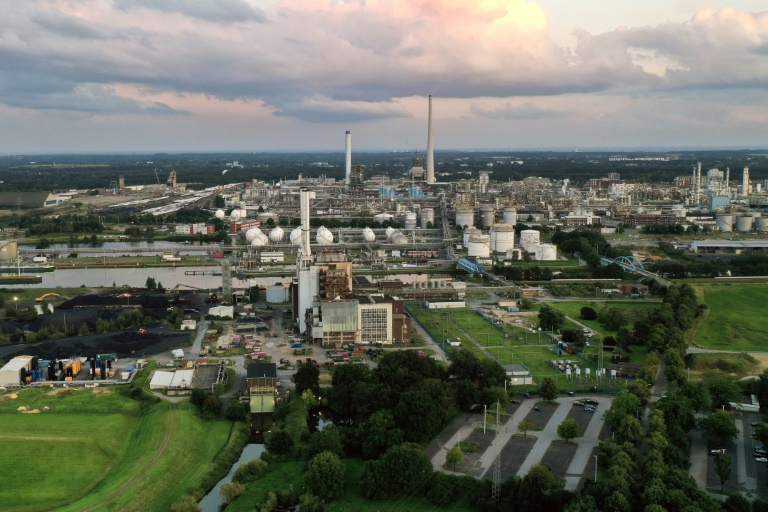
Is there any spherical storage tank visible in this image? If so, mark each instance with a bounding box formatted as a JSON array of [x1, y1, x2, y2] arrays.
[[502, 207, 517, 225], [463, 226, 481, 247], [389, 231, 408, 245], [520, 229, 540, 252], [250, 233, 269, 247], [455, 208, 474, 229], [534, 243, 557, 261], [736, 215, 754, 233], [480, 205, 496, 228], [215, 209, 226, 220], [230, 210, 241, 221], [362, 227, 376, 242], [715, 214, 734, 232], [420, 208, 435, 228], [316, 226, 334, 245], [467, 235, 491, 258], [290, 227, 303, 246], [244, 227, 262, 243], [404, 212, 418, 230], [385, 226, 395, 238], [266, 285, 290, 304], [490, 224, 515, 253], [269, 226, 284, 243]]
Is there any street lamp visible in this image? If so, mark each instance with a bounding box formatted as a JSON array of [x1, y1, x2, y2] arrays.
[[14, 296, 18, 310], [483, 404, 488, 434], [594, 455, 598, 481]]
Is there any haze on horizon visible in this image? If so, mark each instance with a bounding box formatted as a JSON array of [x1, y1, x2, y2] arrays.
[[0, 0, 766, 154]]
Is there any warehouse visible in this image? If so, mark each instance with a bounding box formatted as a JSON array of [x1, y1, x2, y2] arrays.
[[0, 355, 34, 386]]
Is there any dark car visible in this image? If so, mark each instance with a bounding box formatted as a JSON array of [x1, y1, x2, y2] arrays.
[[510, 400, 521, 404], [584, 399, 599, 405], [524, 392, 531, 398], [568, 391, 575, 397], [573, 401, 584, 407], [533, 406, 542, 411]]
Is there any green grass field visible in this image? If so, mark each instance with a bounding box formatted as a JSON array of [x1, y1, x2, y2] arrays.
[[545, 300, 657, 337], [691, 285, 768, 350], [688, 352, 760, 379], [0, 388, 234, 512]]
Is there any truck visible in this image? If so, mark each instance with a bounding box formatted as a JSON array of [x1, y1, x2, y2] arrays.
[[172, 349, 184, 360], [290, 342, 303, 349]]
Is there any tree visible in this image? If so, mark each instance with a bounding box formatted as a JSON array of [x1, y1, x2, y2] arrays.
[[557, 418, 579, 443], [713, 452, 732, 491], [232, 458, 268, 483], [664, 348, 686, 386], [616, 416, 643, 444], [265, 429, 294, 455], [294, 363, 320, 396], [538, 306, 565, 331], [305, 451, 346, 501], [309, 425, 343, 457], [393, 389, 444, 443], [226, 398, 249, 421], [700, 411, 738, 447], [361, 443, 432, 500], [518, 419, 534, 437], [579, 307, 597, 320], [219, 481, 246, 503], [361, 410, 404, 458], [446, 444, 464, 470], [201, 395, 222, 418], [539, 377, 558, 402], [171, 495, 201, 512], [598, 307, 628, 331]]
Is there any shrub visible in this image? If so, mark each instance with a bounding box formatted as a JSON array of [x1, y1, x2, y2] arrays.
[[232, 458, 269, 484]]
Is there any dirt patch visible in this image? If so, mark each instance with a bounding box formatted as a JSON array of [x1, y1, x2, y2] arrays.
[[91, 389, 111, 394], [747, 354, 768, 372]]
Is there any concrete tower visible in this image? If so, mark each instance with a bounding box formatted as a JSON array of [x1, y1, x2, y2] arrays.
[[426, 95, 435, 185], [296, 188, 319, 334], [743, 167, 750, 196], [345, 131, 351, 190]]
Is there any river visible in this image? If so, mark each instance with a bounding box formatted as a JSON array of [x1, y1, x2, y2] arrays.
[[199, 443, 265, 512]]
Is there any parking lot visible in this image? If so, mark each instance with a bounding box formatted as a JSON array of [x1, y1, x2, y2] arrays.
[[429, 394, 613, 490]]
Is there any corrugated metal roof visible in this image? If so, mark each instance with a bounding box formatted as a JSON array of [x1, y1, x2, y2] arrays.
[[0, 355, 33, 373]]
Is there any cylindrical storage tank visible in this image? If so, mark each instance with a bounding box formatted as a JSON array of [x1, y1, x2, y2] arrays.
[[362, 227, 376, 242], [244, 227, 262, 243], [266, 285, 290, 303], [268, 227, 284, 243], [480, 205, 495, 228], [215, 209, 226, 220], [420, 208, 435, 228], [491, 224, 515, 253], [389, 231, 408, 245], [467, 235, 491, 258], [455, 208, 474, 229], [736, 215, 754, 232], [534, 243, 557, 261], [520, 229, 540, 252], [502, 207, 517, 225], [289, 227, 303, 246], [463, 226, 481, 247], [715, 214, 735, 232], [404, 212, 417, 230], [316, 226, 334, 245], [756, 217, 768, 233], [250, 233, 269, 247]]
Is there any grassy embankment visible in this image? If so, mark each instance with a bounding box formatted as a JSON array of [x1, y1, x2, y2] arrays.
[[690, 284, 768, 351], [0, 366, 238, 512]]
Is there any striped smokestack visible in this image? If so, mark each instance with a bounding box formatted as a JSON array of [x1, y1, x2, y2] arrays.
[[426, 95, 435, 184]]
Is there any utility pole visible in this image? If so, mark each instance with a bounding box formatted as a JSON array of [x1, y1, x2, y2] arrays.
[[492, 400, 502, 502]]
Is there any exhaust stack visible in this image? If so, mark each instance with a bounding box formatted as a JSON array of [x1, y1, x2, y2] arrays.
[[345, 130, 351, 190], [426, 95, 435, 184]]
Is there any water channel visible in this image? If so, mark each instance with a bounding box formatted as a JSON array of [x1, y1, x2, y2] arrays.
[[199, 443, 265, 512]]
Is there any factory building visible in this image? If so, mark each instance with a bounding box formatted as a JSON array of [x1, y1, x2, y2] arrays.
[[0, 355, 35, 386]]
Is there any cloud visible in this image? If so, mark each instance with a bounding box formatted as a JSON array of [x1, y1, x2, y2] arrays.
[[471, 102, 564, 119], [114, 0, 267, 24], [273, 96, 411, 122]]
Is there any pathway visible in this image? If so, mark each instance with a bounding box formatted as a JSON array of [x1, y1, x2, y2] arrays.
[[564, 400, 608, 490]]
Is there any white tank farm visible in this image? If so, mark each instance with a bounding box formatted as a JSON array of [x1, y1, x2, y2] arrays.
[[420, 208, 435, 228], [479, 205, 495, 228], [250, 233, 269, 247], [467, 235, 491, 258], [736, 215, 754, 232], [502, 207, 517, 225], [269, 226, 284, 243], [455, 208, 474, 228], [244, 227, 262, 243], [404, 212, 418, 230], [389, 231, 409, 245], [520, 229, 540, 252], [316, 226, 334, 245], [290, 227, 303, 245], [362, 227, 376, 242], [490, 224, 515, 253], [215, 209, 226, 220], [534, 243, 558, 261], [463, 226, 482, 247], [715, 214, 734, 232], [756, 217, 768, 233]]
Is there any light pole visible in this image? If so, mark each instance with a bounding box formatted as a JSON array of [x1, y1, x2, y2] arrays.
[[14, 296, 18, 310], [483, 404, 488, 434], [594, 455, 598, 481]]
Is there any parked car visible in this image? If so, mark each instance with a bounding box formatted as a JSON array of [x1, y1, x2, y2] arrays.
[[582, 328, 589, 333], [584, 399, 599, 405], [567, 391, 575, 397], [573, 401, 584, 407], [533, 406, 542, 411], [524, 392, 531, 398], [756, 457, 768, 463], [585, 408, 595, 413], [710, 449, 727, 455], [510, 400, 521, 404]]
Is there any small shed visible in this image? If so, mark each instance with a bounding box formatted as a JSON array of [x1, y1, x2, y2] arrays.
[[149, 371, 174, 390]]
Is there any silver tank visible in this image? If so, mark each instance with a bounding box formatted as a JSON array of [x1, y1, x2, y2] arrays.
[[715, 214, 734, 232], [736, 215, 754, 232], [480, 205, 495, 228], [455, 208, 474, 228]]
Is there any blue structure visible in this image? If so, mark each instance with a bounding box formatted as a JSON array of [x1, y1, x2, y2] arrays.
[[600, 255, 646, 272], [456, 258, 485, 275]]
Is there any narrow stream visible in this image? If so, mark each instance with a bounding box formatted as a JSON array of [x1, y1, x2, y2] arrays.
[[199, 443, 265, 512]]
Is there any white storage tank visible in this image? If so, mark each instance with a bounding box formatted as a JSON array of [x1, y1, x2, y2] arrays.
[[520, 229, 540, 252], [215, 209, 226, 220], [230, 210, 241, 221], [362, 227, 376, 242], [715, 214, 735, 232], [289, 227, 303, 246], [736, 215, 754, 232], [534, 243, 557, 261], [756, 217, 768, 233], [385, 226, 396, 239], [502, 207, 517, 225], [269, 226, 285, 243], [421, 208, 435, 228], [266, 285, 290, 303], [404, 212, 418, 230], [374, 213, 394, 223], [244, 227, 262, 243], [467, 235, 491, 258], [463, 226, 481, 247], [490, 224, 515, 253], [455, 208, 474, 228], [316, 226, 334, 245], [389, 231, 408, 245], [480, 205, 495, 228], [250, 233, 269, 247]]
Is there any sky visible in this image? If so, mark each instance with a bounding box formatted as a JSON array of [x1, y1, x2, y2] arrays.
[[0, 0, 767, 154]]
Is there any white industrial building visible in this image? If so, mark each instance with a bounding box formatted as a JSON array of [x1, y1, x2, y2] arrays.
[[0, 355, 34, 386]]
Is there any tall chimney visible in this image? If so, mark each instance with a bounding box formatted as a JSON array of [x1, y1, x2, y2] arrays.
[[743, 166, 750, 197], [426, 95, 435, 184], [300, 188, 312, 258], [726, 167, 730, 197], [345, 131, 351, 190]]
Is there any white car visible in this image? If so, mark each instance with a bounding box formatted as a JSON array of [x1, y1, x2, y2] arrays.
[[756, 457, 768, 463], [582, 328, 589, 333]]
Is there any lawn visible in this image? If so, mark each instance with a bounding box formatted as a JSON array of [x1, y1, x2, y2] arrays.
[[691, 285, 768, 350], [0, 388, 234, 512], [545, 300, 657, 337], [688, 352, 761, 380]]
